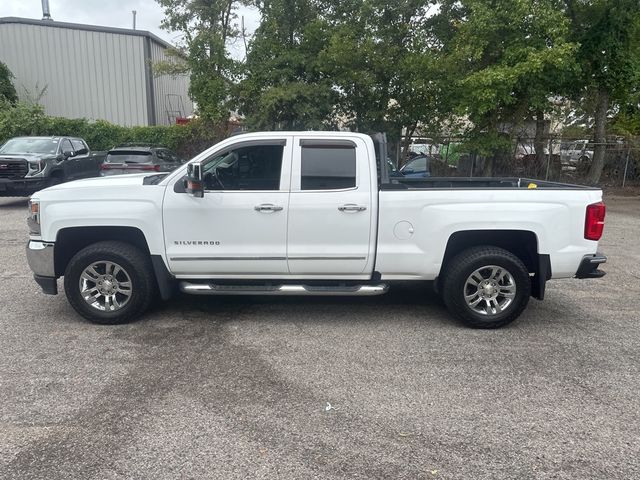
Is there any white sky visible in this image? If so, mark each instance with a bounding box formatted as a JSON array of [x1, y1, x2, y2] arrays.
[[0, 0, 259, 57]]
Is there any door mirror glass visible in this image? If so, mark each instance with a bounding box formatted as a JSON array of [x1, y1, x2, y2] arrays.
[[186, 163, 204, 198]]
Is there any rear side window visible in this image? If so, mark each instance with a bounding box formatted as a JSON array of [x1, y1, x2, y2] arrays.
[[106, 151, 153, 163], [301, 145, 356, 190]]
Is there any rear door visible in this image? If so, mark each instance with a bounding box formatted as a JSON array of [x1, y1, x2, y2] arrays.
[[287, 136, 375, 276]]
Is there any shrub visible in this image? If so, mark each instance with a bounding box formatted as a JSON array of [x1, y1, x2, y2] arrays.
[[0, 102, 228, 159]]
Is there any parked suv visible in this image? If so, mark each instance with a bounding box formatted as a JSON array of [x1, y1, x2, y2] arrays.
[[0, 136, 104, 196], [561, 140, 594, 167], [100, 145, 182, 176]]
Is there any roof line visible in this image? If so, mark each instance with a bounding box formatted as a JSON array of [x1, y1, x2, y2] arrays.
[[0, 16, 175, 50]]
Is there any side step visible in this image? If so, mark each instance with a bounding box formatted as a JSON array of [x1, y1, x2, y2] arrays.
[[179, 282, 389, 296]]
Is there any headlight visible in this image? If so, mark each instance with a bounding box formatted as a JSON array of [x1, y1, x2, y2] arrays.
[[27, 199, 41, 235], [28, 160, 44, 173]]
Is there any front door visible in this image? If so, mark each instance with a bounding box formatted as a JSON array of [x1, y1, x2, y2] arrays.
[[163, 137, 293, 277], [287, 136, 375, 277], [59, 138, 77, 179]]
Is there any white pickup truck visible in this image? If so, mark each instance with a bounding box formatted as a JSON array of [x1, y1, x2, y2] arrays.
[[26, 132, 607, 328]]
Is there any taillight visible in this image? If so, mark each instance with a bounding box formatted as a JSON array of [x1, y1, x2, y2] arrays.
[[585, 202, 606, 241], [136, 165, 161, 171], [100, 163, 115, 170]]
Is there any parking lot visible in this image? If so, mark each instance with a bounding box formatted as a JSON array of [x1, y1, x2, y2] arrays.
[[0, 195, 638, 479]]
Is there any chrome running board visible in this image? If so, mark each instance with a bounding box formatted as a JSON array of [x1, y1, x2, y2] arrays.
[[179, 282, 389, 296]]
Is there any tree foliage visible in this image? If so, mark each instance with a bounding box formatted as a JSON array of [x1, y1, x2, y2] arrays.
[[156, 0, 639, 182], [235, 0, 337, 129], [0, 61, 18, 104], [156, 0, 246, 122]]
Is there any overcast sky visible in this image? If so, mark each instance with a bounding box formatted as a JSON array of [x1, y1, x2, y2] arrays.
[[0, 0, 259, 56]]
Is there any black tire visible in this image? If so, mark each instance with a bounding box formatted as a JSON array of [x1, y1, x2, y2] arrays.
[[64, 241, 155, 324], [442, 246, 531, 329]]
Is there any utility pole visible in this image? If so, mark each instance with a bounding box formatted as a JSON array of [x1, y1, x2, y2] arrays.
[[132, 10, 137, 30]]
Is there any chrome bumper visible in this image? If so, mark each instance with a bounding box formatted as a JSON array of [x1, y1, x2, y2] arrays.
[[26, 241, 58, 294]]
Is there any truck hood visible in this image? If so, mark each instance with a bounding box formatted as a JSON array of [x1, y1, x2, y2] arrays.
[[45, 173, 153, 192]]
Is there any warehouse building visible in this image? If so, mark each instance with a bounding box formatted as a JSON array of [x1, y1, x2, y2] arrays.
[[0, 16, 194, 126]]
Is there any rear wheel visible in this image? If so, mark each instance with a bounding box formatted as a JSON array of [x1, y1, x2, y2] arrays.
[[64, 241, 155, 324], [442, 246, 531, 328]]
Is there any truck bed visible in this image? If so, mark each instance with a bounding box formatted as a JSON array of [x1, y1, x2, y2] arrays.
[[382, 177, 597, 190]]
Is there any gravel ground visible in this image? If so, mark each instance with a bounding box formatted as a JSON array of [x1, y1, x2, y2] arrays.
[[0, 195, 638, 479]]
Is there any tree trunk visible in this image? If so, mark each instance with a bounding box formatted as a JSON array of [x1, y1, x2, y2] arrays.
[[587, 88, 609, 185], [400, 122, 417, 167], [534, 109, 547, 175]]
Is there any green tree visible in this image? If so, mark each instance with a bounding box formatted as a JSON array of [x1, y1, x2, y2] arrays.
[[235, 0, 337, 129], [565, 0, 640, 183], [155, 0, 245, 122], [319, 0, 450, 159], [434, 0, 577, 174], [0, 61, 18, 104]]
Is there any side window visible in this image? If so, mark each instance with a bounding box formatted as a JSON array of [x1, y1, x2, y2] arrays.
[[202, 143, 284, 191], [60, 139, 73, 154], [168, 150, 181, 163], [301, 145, 356, 190], [70, 139, 87, 154]]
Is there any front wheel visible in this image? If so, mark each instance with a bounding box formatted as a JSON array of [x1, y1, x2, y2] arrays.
[[64, 241, 155, 324], [442, 246, 531, 328]]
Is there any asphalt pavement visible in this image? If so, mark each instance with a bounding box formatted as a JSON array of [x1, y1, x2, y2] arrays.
[[0, 195, 638, 479]]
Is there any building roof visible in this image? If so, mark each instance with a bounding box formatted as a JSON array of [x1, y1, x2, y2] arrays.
[[0, 16, 174, 50]]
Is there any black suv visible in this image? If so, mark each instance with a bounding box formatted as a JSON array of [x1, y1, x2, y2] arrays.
[[100, 145, 183, 176], [0, 136, 103, 196]]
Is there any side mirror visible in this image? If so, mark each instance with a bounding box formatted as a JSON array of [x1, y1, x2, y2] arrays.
[[63, 150, 74, 158], [186, 163, 204, 198]]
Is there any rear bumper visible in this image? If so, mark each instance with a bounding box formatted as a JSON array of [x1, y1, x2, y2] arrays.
[[0, 177, 49, 196], [575, 252, 607, 279], [26, 241, 58, 295]]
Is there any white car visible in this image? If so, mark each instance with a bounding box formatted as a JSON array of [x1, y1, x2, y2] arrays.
[[561, 140, 594, 166], [26, 132, 607, 329]]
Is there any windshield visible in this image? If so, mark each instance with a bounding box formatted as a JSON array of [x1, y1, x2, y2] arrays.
[[106, 151, 153, 164], [0, 138, 59, 155], [401, 156, 429, 173], [202, 151, 238, 174]]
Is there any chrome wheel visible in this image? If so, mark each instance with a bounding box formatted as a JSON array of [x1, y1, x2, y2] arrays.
[[79, 261, 133, 312], [464, 265, 516, 316]]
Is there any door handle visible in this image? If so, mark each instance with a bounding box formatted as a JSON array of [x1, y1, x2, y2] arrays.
[[254, 204, 283, 212], [338, 204, 367, 212]]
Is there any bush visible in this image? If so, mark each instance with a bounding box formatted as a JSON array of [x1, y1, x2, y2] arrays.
[[0, 102, 228, 159]]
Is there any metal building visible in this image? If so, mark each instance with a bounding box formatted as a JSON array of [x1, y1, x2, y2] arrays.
[[0, 17, 194, 126]]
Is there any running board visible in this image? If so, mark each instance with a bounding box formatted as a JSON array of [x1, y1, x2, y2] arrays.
[[179, 282, 389, 296]]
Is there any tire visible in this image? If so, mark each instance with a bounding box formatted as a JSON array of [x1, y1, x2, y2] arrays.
[[64, 241, 155, 324], [442, 246, 531, 329]]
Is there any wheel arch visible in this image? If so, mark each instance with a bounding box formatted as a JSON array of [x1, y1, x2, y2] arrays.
[[54, 226, 150, 277], [438, 229, 550, 300], [53, 226, 175, 300]]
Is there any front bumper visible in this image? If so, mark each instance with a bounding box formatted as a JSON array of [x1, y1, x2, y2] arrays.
[[26, 241, 58, 294], [0, 177, 49, 197], [575, 252, 607, 279]]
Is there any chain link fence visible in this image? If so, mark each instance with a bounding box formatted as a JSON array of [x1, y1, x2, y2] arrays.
[[402, 136, 640, 188]]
